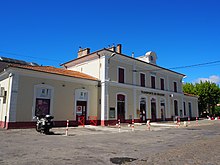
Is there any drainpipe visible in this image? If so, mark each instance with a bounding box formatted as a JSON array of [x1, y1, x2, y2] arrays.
[[4, 72, 13, 129]]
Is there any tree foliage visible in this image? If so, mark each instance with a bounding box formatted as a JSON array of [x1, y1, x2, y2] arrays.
[[183, 81, 220, 116]]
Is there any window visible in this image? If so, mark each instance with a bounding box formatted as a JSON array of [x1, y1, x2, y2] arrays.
[[118, 67, 125, 83], [174, 100, 178, 116], [33, 84, 54, 118], [183, 102, 186, 116], [174, 82, 177, 92], [3, 91, 7, 104], [140, 73, 145, 87], [151, 76, 156, 89], [35, 99, 50, 117], [160, 78, 164, 90]]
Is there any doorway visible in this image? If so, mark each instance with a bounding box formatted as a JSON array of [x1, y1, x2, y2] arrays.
[[188, 102, 192, 118], [76, 101, 87, 125], [160, 101, 165, 121], [117, 94, 125, 123], [140, 98, 146, 122], [151, 98, 157, 122]]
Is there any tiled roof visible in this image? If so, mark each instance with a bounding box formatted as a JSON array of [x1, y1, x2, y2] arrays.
[[184, 93, 198, 97], [8, 64, 98, 81]]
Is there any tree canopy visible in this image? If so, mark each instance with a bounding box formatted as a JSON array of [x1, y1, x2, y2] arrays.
[[183, 81, 220, 116]]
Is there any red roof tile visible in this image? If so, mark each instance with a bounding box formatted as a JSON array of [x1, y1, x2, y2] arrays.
[[184, 93, 198, 97], [8, 64, 98, 81]]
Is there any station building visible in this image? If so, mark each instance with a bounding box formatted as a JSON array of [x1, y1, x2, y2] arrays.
[[0, 44, 198, 128], [62, 44, 198, 126]]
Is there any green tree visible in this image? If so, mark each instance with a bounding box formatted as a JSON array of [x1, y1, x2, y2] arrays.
[[183, 81, 220, 116], [183, 83, 196, 95]]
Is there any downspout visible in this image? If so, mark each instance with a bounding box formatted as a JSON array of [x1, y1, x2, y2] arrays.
[[4, 72, 13, 129]]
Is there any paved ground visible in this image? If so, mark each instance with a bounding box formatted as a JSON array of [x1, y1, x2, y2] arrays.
[[0, 119, 219, 165]]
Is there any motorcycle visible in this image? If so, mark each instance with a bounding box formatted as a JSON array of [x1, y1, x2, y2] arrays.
[[35, 115, 54, 134]]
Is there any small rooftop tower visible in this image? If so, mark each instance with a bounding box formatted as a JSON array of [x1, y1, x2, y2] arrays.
[[137, 51, 157, 65]]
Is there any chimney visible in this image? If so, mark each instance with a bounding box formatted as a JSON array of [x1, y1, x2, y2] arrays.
[[116, 44, 122, 54], [78, 48, 90, 58], [108, 44, 116, 52]]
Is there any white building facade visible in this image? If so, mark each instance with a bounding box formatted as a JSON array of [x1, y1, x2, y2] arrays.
[[62, 44, 199, 126], [0, 45, 198, 129]]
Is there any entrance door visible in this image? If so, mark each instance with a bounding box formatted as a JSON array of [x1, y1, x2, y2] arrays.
[[117, 94, 125, 123], [76, 101, 87, 125], [151, 98, 157, 122], [188, 102, 192, 118], [161, 103, 165, 121], [140, 98, 146, 122]]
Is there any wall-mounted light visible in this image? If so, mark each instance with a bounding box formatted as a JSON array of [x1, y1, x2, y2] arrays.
[[108, 53, 116, 64]]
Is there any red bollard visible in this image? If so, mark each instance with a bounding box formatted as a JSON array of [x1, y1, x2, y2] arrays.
[[118, 119, 121, 132], [196, 117, 198, 126], [176, 116, 180, 128], [178, 116, 181, 127], [147, 120, 150, 131], [65, 120, 69, 136], [131, 119, 134, 131]]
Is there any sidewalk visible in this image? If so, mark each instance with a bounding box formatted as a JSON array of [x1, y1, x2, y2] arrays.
[[52, 118, 220, 136]]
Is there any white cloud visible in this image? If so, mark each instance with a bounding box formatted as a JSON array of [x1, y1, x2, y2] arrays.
[[196, 75, 220, 84]]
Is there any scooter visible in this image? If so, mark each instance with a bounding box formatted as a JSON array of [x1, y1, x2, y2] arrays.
[[35, 115, 54, 134]]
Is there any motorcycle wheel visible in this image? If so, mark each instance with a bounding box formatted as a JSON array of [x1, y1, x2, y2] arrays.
[[36, 124, 41, 132]]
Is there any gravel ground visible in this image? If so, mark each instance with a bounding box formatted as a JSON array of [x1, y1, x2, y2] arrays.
[[0, 119, 219, 165]]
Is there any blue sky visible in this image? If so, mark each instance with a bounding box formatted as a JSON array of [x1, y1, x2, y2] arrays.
[[0, 0, 220, 84]]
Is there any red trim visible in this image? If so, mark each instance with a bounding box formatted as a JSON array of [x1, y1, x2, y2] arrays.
[[0, 121, 7, 129], [54, 120, 78, 127], [1, 117, 193, 129], [7, 121, 35, 129]]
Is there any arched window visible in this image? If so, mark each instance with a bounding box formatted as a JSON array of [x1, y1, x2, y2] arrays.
[[117, 94, 125, 122], [151, 98, 157, 121]]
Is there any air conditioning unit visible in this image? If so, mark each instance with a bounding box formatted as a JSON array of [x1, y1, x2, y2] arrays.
[[0, 87, 5, 97]]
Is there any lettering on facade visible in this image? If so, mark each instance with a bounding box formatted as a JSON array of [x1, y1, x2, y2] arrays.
[[141, 91, 165, 96]]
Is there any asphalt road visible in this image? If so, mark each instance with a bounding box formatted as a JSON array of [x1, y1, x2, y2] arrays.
[[0, 120, 219, 165]]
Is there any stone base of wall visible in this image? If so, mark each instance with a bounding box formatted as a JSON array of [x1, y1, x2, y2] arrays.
[[0, 117, 198, 129]]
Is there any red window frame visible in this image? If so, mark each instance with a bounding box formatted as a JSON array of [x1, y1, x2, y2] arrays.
[[118, 67, 125, 83], [174, 82, 177, 92], [140, 73, 145, 87], [151, 76, 156, 89], [160, 78, 164, 90]]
